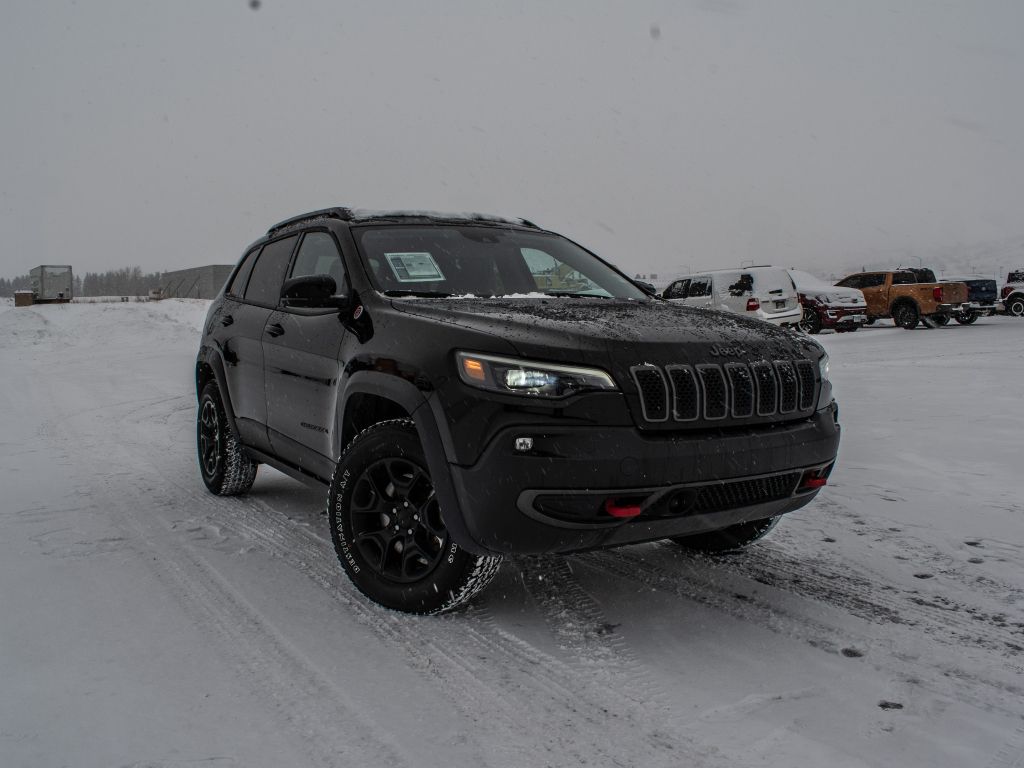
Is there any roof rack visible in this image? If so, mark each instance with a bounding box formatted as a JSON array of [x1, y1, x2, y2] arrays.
[[267, 207, 541, 236], [267, 207, 352, 235]]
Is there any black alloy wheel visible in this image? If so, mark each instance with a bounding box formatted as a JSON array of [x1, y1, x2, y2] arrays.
[[800, 311, 822, 334], [348, 457, 446, 583], [198, 398, 221, 478], [955, 311, 979, 325], [196, 382, 258, 495], [328, 419, 502, 613], [892, 302, 920, 330]]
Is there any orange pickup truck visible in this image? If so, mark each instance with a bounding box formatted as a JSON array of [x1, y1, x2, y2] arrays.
[[834, 270, 969, 329]]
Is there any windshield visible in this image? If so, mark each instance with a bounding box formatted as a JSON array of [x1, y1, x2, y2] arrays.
[[352, 225, 648, 300]]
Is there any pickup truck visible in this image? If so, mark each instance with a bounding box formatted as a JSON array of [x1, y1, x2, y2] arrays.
[[834, 270, 970, 329]]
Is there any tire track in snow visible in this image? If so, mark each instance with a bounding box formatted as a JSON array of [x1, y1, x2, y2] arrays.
[[163, 482, 719, 768], [117, 497, 414, 768], [514, 556, 678, 721], [582, 546, 1024, 715]]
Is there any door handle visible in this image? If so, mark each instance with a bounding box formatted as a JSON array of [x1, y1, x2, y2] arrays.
[[220, 314, 234, 326], [265, 323, 285, 338]]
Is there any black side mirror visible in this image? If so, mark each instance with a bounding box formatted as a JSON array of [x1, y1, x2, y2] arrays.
[[280, 274, 349, 309]]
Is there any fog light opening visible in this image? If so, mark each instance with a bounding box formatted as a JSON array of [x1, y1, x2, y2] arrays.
[[514, 436, 534, 452]]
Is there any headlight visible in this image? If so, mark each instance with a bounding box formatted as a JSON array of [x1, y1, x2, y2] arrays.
[[455, 351, 617, 398], [819, 351, 830, 382]]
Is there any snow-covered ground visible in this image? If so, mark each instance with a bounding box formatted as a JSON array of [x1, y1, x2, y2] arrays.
[[1, 300, 1021, 768]]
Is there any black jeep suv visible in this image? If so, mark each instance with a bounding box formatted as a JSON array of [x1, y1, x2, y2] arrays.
[[196, 208, 840, 613]]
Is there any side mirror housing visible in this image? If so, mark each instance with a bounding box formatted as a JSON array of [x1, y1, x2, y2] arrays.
[[280, 274, 349, 309]]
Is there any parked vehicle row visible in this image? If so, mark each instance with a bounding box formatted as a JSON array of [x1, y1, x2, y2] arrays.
[[660, 266, 1022, 333]]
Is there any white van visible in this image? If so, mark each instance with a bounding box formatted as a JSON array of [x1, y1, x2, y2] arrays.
[[661, 267, 803, 327]]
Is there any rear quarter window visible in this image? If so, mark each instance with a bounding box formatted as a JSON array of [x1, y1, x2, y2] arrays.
[[226, 247, 261, 297]]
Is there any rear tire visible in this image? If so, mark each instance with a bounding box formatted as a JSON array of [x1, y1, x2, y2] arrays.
[[328, 419, 502, 614], [955, 311, 978, 325], [1006, 296, 1024, 317], [197, 382, 258, 495], [892, 301, 920, 330], [669, 517, 779, 553]]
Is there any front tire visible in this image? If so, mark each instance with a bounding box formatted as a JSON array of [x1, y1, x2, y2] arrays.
[[328, 419, 501, 614], [197, 382, 258, 495], [1006, 296, 1024, 317], [669, 517, 779, 553]]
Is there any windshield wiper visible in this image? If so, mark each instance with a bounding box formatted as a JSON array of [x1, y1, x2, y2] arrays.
[[383, 290, 453, 298]]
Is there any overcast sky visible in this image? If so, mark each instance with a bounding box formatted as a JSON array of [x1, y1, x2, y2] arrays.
[[2, 0, 1023, 280]]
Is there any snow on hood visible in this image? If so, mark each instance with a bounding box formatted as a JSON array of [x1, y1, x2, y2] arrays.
[[390, 296, 821, 367]]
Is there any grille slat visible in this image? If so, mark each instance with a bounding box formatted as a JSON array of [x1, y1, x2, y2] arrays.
[[796, 360, 816, 411], [725, 364, 754, 418], [630, 366, 669, 422], [775, 360, 798, 414], [752, 361, 778, 416], [697, 365, 728, 420], [667, 365, 700, 421]]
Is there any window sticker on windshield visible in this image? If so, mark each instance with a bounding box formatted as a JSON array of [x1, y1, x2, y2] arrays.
[[384, 252, 445, 283]]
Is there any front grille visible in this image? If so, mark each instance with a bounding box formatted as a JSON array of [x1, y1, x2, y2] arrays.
[[691, 472, 801, 513], [632, 359, 819, 425]]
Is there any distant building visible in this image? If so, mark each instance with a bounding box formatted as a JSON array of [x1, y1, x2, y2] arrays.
[[160, 265, 234, 299]]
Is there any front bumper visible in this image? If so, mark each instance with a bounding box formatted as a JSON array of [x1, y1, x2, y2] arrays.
[[447, 405, 841, 555], [821, 308, 867, 328]]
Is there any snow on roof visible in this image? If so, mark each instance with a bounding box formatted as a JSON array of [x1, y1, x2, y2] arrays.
[[348, 209, 535, 226]]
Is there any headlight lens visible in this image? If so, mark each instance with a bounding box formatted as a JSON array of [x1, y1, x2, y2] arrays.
[[456, 351, 617, 398], [819, 351, 830, 382]]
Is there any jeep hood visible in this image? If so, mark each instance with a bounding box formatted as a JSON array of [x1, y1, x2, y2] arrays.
[[389, 297, 821, 369]]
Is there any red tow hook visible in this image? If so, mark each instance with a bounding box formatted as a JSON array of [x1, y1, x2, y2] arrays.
[[604, 498, 644, 519], [802, 477, 828, 489]]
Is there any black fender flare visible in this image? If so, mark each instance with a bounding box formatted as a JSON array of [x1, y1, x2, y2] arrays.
[[196, 345, 240, 437], [336, 371, 485, 555]]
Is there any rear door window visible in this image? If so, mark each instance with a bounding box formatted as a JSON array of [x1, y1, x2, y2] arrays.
[[861, 274, 885, 288], [688, 277, 711, 297], [244, 235, 298, 306]]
